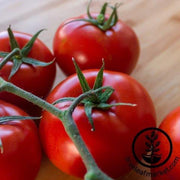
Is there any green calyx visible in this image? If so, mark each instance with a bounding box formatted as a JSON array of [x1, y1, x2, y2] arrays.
[[53, 59, 136, 131], [0, 26, 53, 80], [70, 0, 122, 31]]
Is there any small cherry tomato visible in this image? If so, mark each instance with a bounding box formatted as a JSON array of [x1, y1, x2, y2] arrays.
[[151, 107, 180, 180], [40, 70, 156, 179], [53, 2, 140, 76], [0, 28, 56, 116], [0, 100, 42, 180]]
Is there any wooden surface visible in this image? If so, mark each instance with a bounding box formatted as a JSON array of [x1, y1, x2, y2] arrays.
[[1, 0, 180, 179]]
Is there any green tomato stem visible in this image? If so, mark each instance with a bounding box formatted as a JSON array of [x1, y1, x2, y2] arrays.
[[0, 77, 113, 180], [0, 77, 62, 118], [64, 88, 113, 180]]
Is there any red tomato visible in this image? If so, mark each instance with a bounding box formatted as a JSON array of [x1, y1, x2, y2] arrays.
[[53, 14, 140, 76], [0, 100, 42, 180], [40, 70, 156, 179], [0, 30, 56, 116], [151, 107, 180, 180]]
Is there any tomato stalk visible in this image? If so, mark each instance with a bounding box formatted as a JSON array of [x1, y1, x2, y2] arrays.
[[0, 77, 114, 180]]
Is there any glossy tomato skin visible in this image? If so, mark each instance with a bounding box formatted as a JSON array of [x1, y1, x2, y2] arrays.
[[53, 14, 140, 76], [0, 30, 56, 116], [40, 70, 156, 179], [0, 100, 42, 180], [151, 107, 180, 180]]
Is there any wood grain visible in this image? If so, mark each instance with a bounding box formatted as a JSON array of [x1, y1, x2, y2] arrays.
[[1, 0, 180, 179]]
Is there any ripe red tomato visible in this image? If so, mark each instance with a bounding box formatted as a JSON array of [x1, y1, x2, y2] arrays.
[[39, 70, 156, 179], [53, 13, 140, 76], [0, 100, 42, 180], [0, 30, 56, 116], [151, 107, 180, 180]]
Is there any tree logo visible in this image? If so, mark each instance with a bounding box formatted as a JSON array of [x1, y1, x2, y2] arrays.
[[132, 127, 172, 168]]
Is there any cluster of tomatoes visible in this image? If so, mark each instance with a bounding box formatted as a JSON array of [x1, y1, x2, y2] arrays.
[[0, 2, 179, 180]]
